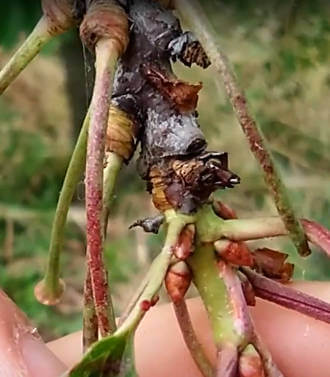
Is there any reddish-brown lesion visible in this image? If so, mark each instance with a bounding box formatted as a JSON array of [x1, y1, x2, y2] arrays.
[[173, 224, 195, 260], [144, 66, 202, 113], [253, 248, 294, 283], [165, 261, 192, 303]]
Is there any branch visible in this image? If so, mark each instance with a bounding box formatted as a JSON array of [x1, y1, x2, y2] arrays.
[[102, 152, 123, 235], [0, 18, 51, 94], [242, 268, 330, 324], [85, 42, 119, 337], [173, 300, 214, 377], [0, 0, 79, 94], [35, 110, 90, 306], [83, 268, 98, 352], [174, 0, 310, 257], [117, 214, 188, 334], [81, 0, 128, 337]]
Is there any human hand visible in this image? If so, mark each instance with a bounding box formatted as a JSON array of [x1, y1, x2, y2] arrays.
[[1, 282, 330, 377]]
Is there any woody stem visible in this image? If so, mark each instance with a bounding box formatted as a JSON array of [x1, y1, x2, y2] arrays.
[[85, 39, 119, 337], [174, 0, 310, 257]]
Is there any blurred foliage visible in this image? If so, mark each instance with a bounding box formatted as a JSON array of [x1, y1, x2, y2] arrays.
[[0, 0, 329, 339]]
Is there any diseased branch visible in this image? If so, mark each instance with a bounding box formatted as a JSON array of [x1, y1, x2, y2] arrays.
[[174, 0, 311, 257]]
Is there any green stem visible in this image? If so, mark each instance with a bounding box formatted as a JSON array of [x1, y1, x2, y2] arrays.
[[102, 152, 123, 235], [0, 17, 52, 95], [173, 300, 214, 377], [117, 213, 189, 336], [221, 217, 288, 241], [188, 243, 241, 347], [35, 110, 90, 305], [174, 0, 310, 257]]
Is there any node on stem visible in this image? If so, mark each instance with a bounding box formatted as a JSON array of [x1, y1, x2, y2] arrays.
[[34, 278, 65, 306]]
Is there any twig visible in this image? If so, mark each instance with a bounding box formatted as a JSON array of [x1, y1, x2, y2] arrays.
[[217, 261, 254, 343], [301, 219, 330, 258], [252, 334, 284, 377], [0, 17, 52, 94], [81, 0, 128, 338], [35, 111, 90, 306], [118, 272, 150, 327], [242, 268, 330, 324], [173, 300, 214, 377], [174, 0, 311, 257], [218, 263, 282, 377], [117, 214, 188, 335], [83, 268, 98, 352], [216, 344, 238, 377], [0, 0, 79, 94], [102, 152, 123, 235], [85, 39, 120, 337]]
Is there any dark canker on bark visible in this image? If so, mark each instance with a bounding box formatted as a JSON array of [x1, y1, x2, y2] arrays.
[[111, 0, 239, 213]]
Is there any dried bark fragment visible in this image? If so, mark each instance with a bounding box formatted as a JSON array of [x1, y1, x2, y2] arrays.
[[253, 248, 294, 283], [111, 0, 209, 177], [168, 31, 211, 68], [129, 215, 165, 234], [106, 105, 138, 162], [144, 66, 202, 113], [149, 153, 239, 213]]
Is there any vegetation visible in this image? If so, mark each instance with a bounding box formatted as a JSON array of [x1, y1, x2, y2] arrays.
[[0, 0, 329, 374]]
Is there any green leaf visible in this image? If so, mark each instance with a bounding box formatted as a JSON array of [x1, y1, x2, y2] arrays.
[[64, 331, 137, 377]]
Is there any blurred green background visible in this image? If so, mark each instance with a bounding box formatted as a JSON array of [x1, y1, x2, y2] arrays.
[[0, 0, 329, 340]]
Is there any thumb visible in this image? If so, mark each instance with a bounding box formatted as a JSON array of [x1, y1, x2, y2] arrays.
[[0, 290, 66, 377]]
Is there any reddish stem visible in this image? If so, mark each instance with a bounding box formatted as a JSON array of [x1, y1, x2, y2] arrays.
[[82, 268, 98, 351], [216, 344, 238, 377], [218, 261, 254, 343], [302, 218, 330, 258], [86, 39, 119, 337], [242, 268, 330, 324], [174, 0, 310, 257], [173, 300, 214, 377]]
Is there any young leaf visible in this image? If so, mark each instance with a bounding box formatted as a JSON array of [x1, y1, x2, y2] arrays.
[[64, 331, 137, 377]]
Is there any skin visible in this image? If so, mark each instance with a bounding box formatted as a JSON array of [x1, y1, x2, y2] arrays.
[[0, 282, 329, 377]]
